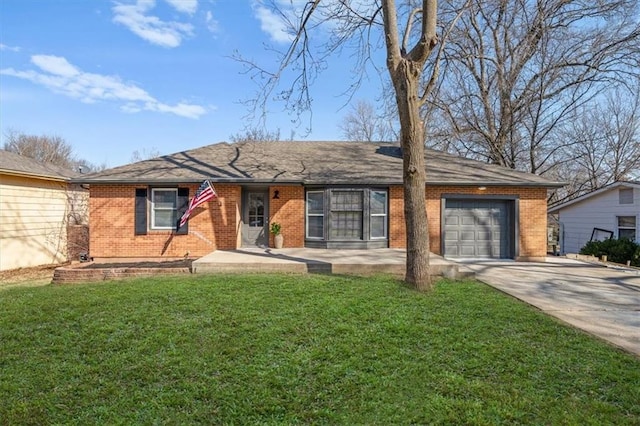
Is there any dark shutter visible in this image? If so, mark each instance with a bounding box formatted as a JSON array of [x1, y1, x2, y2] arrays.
[[135, 188, 147, 235], [176, 187, 189, 235]]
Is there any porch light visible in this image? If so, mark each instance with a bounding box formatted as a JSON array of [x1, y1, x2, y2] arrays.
[[273, 190, 280, 199]]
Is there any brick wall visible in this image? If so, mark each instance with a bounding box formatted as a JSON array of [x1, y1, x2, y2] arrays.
[[90, 183, 547, 260], [89, 184, 241, 258], [389, 185, 407, 249], [269, 186, 305, 248], [390, 185, 548, 259], [67, 224, 89, 261]]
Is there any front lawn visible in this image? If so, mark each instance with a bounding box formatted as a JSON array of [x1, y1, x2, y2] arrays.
[[1, 274, 638, 424]]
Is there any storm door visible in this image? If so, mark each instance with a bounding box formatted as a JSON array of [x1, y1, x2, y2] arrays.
[[242, 190, 269, 247]]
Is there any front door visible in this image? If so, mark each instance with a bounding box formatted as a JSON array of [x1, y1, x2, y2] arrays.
[[242, 190, 269, 247]]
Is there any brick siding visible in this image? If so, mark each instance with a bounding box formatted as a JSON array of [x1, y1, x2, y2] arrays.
[[390, 185, 548, 259], [268, 186, 305, 248], [89, 183, 548, 260], [90, 184, 241, 258]]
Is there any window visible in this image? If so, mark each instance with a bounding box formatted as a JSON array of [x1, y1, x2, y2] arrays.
[[618, 216, 636, 241], [151, 188, 177, 229], [305, 188, 389, 245], [619, 188, 634, 205], [306, 191, 324, 238], [248, 192, 265, 227], [370, 190, 388, 238], [330, 190, 363, 239]]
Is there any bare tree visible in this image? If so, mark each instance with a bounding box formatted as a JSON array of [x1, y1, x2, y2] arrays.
[[3, 129, 106, 172], [235, 1, 469, 290], [549, 87, 640, 202], [230, 128, 283, 143], [433, 0, 640, 175], [339, 99, 397, 142], [3, 130, 76, 169], [131, 147, 162, 162]]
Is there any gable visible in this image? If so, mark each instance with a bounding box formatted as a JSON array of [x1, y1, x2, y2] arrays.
[[548, 181, 640, 214]]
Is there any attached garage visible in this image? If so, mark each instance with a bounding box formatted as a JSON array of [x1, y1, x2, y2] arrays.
[[442, 197, 516, 259]]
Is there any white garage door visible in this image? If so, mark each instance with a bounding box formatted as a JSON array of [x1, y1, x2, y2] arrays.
[[443, 199, 513, 258]]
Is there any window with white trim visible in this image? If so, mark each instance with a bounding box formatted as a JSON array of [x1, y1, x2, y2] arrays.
[[306, 191, 324, 238], [151, 188, 178, 229], [617, 216, 636, 241], [305, 188, 388, 244], [330, 190, 363, 239], [370, 190, 388, 238]]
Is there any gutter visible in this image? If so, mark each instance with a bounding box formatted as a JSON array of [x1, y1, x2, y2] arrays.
[[73, 178, 565, 189], [0, 168, 71, 183]]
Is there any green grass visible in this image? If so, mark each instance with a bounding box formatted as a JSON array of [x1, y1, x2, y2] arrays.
[[1, 274, 639, 425]]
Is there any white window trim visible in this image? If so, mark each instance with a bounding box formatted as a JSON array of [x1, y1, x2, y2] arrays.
[[370, 190, 388, 239], [306, 190, 324, 239], [617, 215, 637, 241], [151, 188, 178, 230]]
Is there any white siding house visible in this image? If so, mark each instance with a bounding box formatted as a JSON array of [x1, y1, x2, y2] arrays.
[[548, 181, 640, 254]]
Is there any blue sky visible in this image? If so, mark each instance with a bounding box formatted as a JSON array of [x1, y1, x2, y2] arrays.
[[0, 0, 382, 167]]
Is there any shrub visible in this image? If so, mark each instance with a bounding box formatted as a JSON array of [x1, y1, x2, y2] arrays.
[[579, 238, 640, 266]]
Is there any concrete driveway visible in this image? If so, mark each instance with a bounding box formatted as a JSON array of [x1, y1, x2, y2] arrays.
[[456, 257, 640, 356]]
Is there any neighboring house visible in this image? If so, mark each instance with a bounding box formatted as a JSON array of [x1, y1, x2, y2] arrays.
[[548, 181, 640, 255], [77, 141, 562, 261], [0, 150, 88, 270]]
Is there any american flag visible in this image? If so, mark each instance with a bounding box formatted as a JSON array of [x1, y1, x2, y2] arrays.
[[178, 180, 217, 229]]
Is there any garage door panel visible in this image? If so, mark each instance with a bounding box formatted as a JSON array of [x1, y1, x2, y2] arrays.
[[461, 215, 476, 226], [445, 230, 459, 241], [460, 230, 476, 241], [459, 245, 477, 257], [444, 199, 512, 259], [477, 231, 492, 241], [445, 215, 459, 225]]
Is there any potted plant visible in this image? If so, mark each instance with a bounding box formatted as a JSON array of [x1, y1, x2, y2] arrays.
[[270, 222, 283, 249]]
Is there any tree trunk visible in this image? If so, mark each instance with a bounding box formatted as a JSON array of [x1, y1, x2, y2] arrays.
[[391, 60, 432, 290]]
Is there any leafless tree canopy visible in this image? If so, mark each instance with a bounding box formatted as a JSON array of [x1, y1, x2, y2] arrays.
[[3, 130, 106, 173], [550, 89, 640, 202], [428, 0, 640, 197], [230, 128, 283, 143], [131, 147, 162, 163], [339, 99, 397, 142], [3, 130, 76, 169]]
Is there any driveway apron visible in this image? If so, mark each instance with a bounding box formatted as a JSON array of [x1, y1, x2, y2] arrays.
[[457, 257, 640, 356]]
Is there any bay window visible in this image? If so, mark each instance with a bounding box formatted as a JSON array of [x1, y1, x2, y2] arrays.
[[305, 188, 388, 248]]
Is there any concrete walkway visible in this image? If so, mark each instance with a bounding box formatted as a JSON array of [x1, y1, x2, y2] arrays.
[[192, 248, 463, 278], [456, 257, 640, 356]]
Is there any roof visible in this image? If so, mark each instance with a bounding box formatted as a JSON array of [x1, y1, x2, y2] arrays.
[[0, 150, 78, 181], [76, 141, 563, 187], [548, 180, 640, 213]]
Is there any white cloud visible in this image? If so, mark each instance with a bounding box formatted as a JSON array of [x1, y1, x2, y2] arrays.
[[253, 5, 292, 43], [205, 10, 219, 33], [1, 54, 206, 119], [31, 55, 80, 77], [164, 0, 197, 14], [0, 43, 21, 52], [112, 0, 194, 48]]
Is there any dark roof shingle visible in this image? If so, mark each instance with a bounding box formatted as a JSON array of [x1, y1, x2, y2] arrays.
[[76, 141, 562, 187], [0, 150, 78, 180]]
